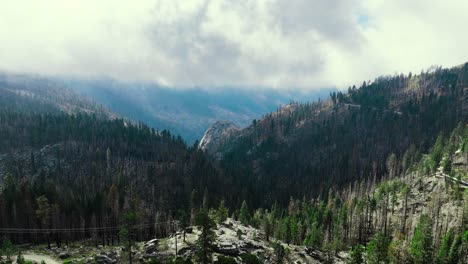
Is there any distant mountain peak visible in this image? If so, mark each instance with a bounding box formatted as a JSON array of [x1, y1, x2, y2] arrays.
[[199, 121, 240, 156]]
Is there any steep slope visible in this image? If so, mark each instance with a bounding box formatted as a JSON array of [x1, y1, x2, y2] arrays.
[[0, 110, 221, 244], [199, 121, 240, 157], [209, 63, 468, 208], [8, 130, 468, 263], [252, 124, 468, 263]]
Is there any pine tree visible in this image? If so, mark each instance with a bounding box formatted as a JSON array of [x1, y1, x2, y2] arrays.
[[239, 200, 250, 225], [447, 234, 462, 264], [284, 217, 292, 246], [410, 214, 433, 264], [436, 229, 453, 264], [273, 242, 286, 264], [263, 214, 272, 242], [216, 200, 228, 224], [36, 195, 51, 249], [1, 239, 14, 262], [194, 208, 216, 264], [349, 244, 365, 264], [366, 232, 390, 264]]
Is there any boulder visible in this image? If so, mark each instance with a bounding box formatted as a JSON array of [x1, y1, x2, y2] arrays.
[[215, 242, 240, 256], [144, 239, 159, 254], [145, 244, 158, 254], [146, 238, 159, 245], [94, 253, 117, 264], [58, 252, 71, 259], [95, 254, 115, 264], [304, 247, 325, 261], [105, 250, 119, 259], [177, 246, 191, 257]]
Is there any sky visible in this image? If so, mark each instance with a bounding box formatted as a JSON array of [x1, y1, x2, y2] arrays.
[[1, 0, 468, 90]]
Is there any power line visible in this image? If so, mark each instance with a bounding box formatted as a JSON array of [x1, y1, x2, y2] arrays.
[[0, 221, 178, 234]]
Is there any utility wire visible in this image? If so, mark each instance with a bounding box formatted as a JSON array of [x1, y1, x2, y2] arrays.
[[0, 221, 179, 234]]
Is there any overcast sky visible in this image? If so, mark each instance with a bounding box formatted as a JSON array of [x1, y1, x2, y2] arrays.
[[1, 0, 468, 90]]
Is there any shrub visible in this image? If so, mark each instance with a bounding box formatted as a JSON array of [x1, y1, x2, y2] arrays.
[[215, 255, 237, 264], [240, 253, 261, 264]]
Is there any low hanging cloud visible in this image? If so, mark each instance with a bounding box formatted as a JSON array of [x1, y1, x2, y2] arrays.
[[1, 0, 468, 89]]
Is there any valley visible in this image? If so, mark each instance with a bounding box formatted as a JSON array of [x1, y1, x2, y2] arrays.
[[1, 64, 467, 263]]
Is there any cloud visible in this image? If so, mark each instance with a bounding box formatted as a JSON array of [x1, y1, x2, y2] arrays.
[[0, 0, 467, 89]]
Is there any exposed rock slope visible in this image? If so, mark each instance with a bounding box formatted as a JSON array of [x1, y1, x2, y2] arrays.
[[32, 219, 348, 263], [199, 121, 240, 157]]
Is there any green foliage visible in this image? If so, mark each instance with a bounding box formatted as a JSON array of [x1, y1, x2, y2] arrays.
[[430, 135, 445, 171], [388, 239, 409, 264], [119, 210, 137, 264], [194, 208, 216, 264], [215, 255, 237, 264], [447, 234, 462, 264], [262, 215, 272, 242], [441, 155, 452, 174], [410, 214, 433, 264], [16, 251, 25, 264], [366, 232, 391, 264], [273, 242, 286, 264], [216, 200, 229, 224], [240, 253, 261, 264], [178, 209, 190, 241], [437, 229, 453, 264], [461, 231, 468, 264], [239, 201, 250, 225], [304, 223, 322, 248], [282, 217, 292, 245], [1, 239, 14, 261], [349, 245, 365, 264], [146, 257, 162, 264], [119, 211, 136, 245]]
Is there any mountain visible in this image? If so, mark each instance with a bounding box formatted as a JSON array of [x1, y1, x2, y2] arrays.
[[61, 78, 333, 143], [0, 77, 226, 244], [0, 73, 112, 118], [1, 63, 467, 264], [204, 63, 468, 208], [0, 72, 334, 144]]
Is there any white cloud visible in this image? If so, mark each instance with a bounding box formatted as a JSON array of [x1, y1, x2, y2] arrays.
[[0, 0, 467, 89]]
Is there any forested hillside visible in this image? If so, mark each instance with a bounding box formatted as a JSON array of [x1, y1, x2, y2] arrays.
[[210, 64, 468, 209], [0, 110, 223, 245], [229, 123, 468, 263], [0, 73, 111, 118], [0, 63, 467, 264]]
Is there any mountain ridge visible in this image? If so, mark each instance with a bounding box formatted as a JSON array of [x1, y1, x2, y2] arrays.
[[202, 62, 468, 208]]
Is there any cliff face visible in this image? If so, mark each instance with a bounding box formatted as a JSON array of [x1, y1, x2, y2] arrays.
[[199, 121, 240, 156]]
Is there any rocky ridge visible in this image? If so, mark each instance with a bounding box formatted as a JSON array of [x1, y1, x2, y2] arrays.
[[199, 121, 240, 157], [23, 219, 348, 263]]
